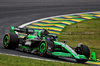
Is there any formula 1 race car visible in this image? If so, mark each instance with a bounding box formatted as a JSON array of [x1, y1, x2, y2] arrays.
[[3, 26, 90, 63]]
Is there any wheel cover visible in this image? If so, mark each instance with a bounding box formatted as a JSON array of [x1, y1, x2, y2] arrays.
[[39, 43, 46, 53], [4, 35, 9, 45]]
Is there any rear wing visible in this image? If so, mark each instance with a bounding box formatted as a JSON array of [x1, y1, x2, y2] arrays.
[[10, 26, 35, 34]]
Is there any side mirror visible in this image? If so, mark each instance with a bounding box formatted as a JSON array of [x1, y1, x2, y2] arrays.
[[63, 41, 67, 43]]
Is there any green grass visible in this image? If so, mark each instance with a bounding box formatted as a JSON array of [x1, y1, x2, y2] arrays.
[[0, 54, 90, 66], [58, 18, 100, 59]]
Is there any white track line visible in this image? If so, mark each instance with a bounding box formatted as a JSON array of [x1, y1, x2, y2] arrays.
[[0, 53, 66, 63], [19, 11, 100, 28]]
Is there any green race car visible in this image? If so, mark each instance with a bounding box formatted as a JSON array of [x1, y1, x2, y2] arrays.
[[3, 26, 90, 63]]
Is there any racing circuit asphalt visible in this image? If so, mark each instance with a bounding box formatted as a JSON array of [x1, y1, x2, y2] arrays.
[[0, 0, 100, 65]]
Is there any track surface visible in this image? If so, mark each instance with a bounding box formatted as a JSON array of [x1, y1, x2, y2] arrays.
[[0, 0, 100, 65]]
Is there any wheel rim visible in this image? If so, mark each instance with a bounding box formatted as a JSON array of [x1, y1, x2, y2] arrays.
[[4, 35, 9, 45], [39, 43, 46, 53]]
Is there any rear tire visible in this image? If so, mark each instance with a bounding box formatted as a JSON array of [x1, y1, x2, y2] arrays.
[[46, 40, 55, 54], [38, 40, 47, 56], [75, 45, 90, 63], [3, 33, 19, 49], [38, 40, 54, 56]]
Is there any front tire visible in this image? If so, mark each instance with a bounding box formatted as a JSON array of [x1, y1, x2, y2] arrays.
[[3, 33, 19, 49], [75, 45, 90, 63]]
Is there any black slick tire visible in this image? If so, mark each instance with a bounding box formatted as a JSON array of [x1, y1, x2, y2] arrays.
[[3, 33, 19, 49], [76, 45, 90, 63]]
